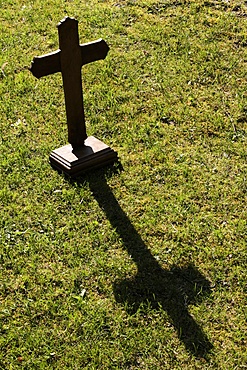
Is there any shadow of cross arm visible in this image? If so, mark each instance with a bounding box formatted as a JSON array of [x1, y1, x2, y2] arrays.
[[85, 171, 213, 358]]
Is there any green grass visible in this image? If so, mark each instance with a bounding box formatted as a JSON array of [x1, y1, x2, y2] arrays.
[[0, 0, 247, 368]]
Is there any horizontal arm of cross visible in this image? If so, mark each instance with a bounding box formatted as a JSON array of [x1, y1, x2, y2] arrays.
[[30, 50, 61, 79], [81, 39, 109, 65], [30, 39, 109, 79]]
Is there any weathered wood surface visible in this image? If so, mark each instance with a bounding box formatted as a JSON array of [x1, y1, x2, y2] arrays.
[[30, 17, 109, 149]]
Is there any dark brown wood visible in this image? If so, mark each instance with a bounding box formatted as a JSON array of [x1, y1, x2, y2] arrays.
[[81, 40, 109, 66], [30, 50, 61, 79], [30, 39, 109, 79], [30, 17, 109, 149], [49, 136, 118, 176], [30, 17, 117, 176], [58, 17, 86, 147]]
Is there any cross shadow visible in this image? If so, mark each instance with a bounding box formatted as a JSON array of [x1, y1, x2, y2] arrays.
[[71, 166, 213, 359]]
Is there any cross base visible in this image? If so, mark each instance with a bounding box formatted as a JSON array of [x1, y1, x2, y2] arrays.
[[49, 136, 118, 177]]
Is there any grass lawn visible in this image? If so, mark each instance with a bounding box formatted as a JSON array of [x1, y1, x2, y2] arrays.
[[0, 0, 246, 368]]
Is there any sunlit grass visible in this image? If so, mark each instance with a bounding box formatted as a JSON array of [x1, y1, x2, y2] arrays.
[[0, 0, 246, 368]]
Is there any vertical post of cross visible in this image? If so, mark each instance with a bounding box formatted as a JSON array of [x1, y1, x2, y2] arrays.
[[58, 18, 87, 148]]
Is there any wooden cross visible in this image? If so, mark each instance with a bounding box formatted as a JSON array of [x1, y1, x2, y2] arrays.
[[30, 17, 117, 176], [30, 17, 109, 149]]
